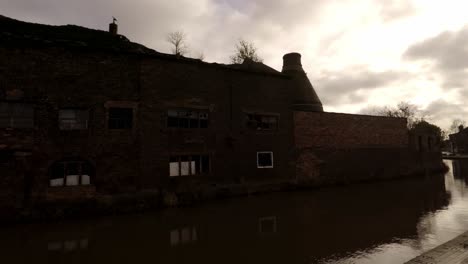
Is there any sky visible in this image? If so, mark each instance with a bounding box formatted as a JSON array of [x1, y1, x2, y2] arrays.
[[2, 0, 468, 130]]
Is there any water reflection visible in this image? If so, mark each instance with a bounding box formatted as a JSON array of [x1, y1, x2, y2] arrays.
[[4, 160, 468, 264]]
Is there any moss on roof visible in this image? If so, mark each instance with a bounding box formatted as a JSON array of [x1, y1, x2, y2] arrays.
[[0, 15, 156, 54], [0, 14, 285, 76]]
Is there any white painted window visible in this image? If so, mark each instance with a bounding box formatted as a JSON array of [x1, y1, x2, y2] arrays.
[[257, 151, 273, 168], [167, 109, 209, 128], [258, 216, 277, 233], [49, 160, 94, 187], [59, 109, 88, 130], [169, 155, 210, 177], [170, 227, 197, 246]]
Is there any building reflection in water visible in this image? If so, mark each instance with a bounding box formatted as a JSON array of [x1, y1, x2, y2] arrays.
[[0, 171, 453, 264], [258, 216, 277, 234], [170, 227, 197, 246]]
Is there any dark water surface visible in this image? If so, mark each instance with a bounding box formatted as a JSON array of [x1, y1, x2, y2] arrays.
[[3, 160, 468, 264]]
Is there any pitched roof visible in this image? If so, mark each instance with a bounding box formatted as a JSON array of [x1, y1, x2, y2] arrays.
[[0, 15, 156, 54], [0, 15, 285, 76]]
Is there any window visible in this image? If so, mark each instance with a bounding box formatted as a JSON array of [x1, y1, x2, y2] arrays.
[[0, 150, 13, 165], [257, 151, 273, 168], [167, 109, 209, 128], [0, 102, 34, 128], [108, 107, 133, 129], [59, 109, 88, 130], [246, 113, 278, 130], [258, 216, 277, 233], [49, 160, 94, 187], [170, 227, 197, 246], [169, 154, 210, 177]]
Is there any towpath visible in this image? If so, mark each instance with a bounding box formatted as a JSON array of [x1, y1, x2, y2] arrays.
[[406, 231, 468, 264]]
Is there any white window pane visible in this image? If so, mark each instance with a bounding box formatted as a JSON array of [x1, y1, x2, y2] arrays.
[[64, 240, 78, 251], [170, 230, 180, 246], [190, 161, 196, 175], [180, 162, 190, 176], [189, 111, 198, 119], [181, 227, 191, 243], [192, 228, 197, 241], [81, 175, 90, 185], [65, 175, 79, 186], [50, 178, 64, 187], [170, 162, 179, 176]]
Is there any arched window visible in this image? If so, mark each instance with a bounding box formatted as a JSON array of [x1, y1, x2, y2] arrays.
[[49, 159, 95, 187]]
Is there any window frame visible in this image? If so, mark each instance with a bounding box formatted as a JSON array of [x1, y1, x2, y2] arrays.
[[245, 112, 279, 131], [108, 107, 134, 130], [58, 108, 89, 130], [169, 154, 210, 177], [166, 108, 210, 129], [0, 101, 35, 129], [49, 160, 94, 187], [257, 151, 274, 168]]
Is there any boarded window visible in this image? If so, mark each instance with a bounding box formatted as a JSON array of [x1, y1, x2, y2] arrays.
[[59, 109, 88, 130], [108, 108, 133, 129], [49, 160, 94, 187], [169, 155, 210, 177], [167, 109, 209, 128], [257, 151, 273, 168], [246, 114, 278, 130], [0, 102, 34, 128]]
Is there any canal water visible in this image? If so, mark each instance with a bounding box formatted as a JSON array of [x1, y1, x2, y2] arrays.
[[3, 160, 468, 264]]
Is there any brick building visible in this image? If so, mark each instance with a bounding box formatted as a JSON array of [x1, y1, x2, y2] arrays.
[[449, 126, 468, 154], [0, 16, 443, 208]]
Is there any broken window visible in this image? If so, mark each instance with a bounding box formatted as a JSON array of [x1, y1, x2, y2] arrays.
[[246, 113, 278, 130], [169, 154, 210, 177], [167, 109, 209, 128], [108, 107, 133, 129], [49, 160, 94, 187], [59, 109, 88, 130], [0, 102, 34, 128], [257, 151, 273, 168]]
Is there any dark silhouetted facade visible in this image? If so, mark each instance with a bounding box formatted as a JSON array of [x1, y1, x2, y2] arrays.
[[0, 15, 444, 209]]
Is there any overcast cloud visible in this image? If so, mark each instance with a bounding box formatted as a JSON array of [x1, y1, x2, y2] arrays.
[[2, 0, 468, 129]]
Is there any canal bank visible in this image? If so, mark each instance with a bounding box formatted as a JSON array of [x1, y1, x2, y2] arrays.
[[405, 231, 468, 264]]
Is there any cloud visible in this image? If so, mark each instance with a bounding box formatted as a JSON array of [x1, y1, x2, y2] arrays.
[[378, 0, 416, 22], [404, 26, 468, 89], [314, 69, 409, 105], [422, 99, 468, 129]]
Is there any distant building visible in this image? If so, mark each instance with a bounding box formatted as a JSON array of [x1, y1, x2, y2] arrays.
[[449, 126, 468, 154], [0, 15, 444, 207]]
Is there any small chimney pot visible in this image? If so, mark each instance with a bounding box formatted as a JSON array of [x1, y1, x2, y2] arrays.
[[109, 21, 118, 35]]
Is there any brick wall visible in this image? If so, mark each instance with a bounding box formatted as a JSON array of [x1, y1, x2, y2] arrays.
[[294, 111, 409, 149], [293, 111, 427, 184]]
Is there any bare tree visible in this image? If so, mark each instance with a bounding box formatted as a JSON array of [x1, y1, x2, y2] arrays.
[[449, 118, 466, 134], [366, 101, 422, 128], [167, 31, 188, 56], [230, 39, 263, 64], [194, 51, 205, 61]]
